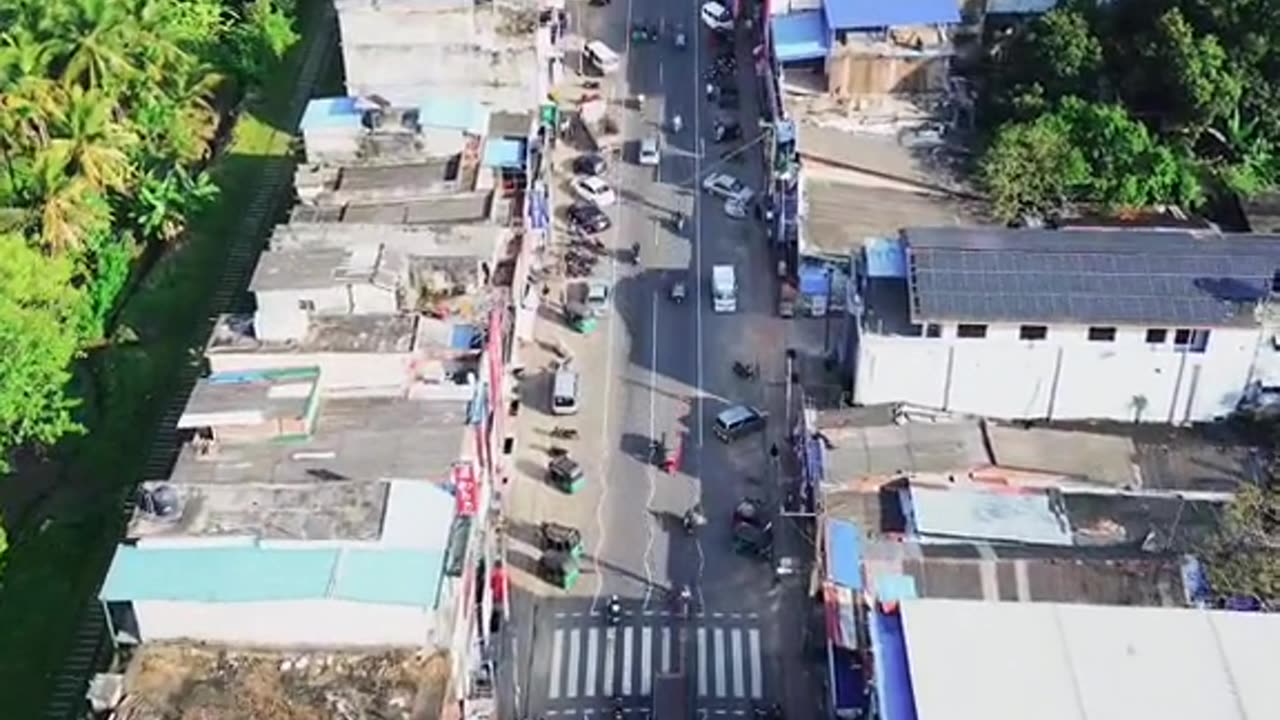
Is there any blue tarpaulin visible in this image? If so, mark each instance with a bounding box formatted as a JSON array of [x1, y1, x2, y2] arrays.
[[449, 324, 481, 350], [772, 11, 831, 63], [863, 238, 907, 278], [826, 520, 863, 589], [799, 264, 832, 295], [875, 574, 919, 604], [823, 0, 960, 30], [869, 607, 919, 720]]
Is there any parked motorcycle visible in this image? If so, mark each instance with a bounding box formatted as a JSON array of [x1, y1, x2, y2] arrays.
[[732, 361, 757, 379], [550, 426, 579, 440], [606, 595, 623, 625]]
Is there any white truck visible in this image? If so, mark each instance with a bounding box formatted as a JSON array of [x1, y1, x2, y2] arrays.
[[711, 264, 737, 313]]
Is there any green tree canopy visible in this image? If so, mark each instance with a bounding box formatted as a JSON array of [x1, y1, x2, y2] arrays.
[[1200, 481, 1280, 602], [0, 234, 87, 470]]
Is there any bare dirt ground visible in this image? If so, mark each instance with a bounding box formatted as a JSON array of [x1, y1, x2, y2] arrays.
[[113, 643, 452, 720]]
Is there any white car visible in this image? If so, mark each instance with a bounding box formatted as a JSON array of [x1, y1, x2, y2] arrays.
[[639, 135, 661, 166], [586, 280, 611, 314], [571, 175, 618, 207], [700, 1, 733, 32], [702, 172, 752, 203]]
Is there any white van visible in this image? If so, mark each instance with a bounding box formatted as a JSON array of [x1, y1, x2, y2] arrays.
[[711, 264, 737, 313], [585, 40, 621, 74], [639, 136, 660, 166], [551, 367, 580, 415]]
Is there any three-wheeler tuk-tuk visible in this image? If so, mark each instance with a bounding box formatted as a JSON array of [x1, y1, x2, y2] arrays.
[[547, 455, 587, 494], [540, 551, 582, 590], [539, 521, 585, 558]]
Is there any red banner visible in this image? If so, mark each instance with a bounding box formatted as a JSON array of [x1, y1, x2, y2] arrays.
[[454, 462, 479, 516]]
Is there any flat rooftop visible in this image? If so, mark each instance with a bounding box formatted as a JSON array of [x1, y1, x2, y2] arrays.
[[113, 643, 452, 720], [248, 244, 407, 293], [860, 541, 1180, 606], [292, 192, 493, 225], [168, 396, 471, 486], [269, 221, 498, 260], [897, 599, 1280, 720], [208, 313, 420, 355], [206, 314, 483, 356], [802, 179, 986, 257], [177, 368, 320, 430]]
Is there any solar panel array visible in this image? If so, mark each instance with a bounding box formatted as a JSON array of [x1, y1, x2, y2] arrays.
[[908, 247, 1280, 326]]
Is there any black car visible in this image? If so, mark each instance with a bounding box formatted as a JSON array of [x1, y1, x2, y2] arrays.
[[573, 153, 607, 176], [713, 119, 741, 143], [568, 202, 612, 234]]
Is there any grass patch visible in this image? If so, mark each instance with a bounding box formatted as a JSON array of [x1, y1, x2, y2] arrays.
[[0, 2, 333, 715]]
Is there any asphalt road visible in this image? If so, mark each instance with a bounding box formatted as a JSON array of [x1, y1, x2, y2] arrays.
[[507, 2, 805, 719]]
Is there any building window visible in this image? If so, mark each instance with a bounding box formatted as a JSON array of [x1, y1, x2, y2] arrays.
[[1174, 328, 1210, 353], [1019, 325, 1048, 341], [956, 323, 987, 339], [1145, 328, 1168, 344], [1087, 326, 1117, 342], [925, 323, 942, 338], [298, 299, 316, 311]]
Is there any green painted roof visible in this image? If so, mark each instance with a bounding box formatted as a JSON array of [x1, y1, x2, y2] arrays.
[[101, 544, 444, 608]]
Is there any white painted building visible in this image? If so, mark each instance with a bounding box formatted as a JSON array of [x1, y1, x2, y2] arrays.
[[848, 227, 1280, 423]]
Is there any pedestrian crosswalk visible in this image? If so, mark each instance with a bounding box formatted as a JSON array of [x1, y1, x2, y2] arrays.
[[546, 624, 764, 701]]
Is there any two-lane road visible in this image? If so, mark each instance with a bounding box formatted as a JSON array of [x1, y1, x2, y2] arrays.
[[514, 1, 795, 717]]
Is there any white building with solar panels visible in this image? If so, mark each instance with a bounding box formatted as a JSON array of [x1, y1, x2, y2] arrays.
[[846, 227, 1280, 423]]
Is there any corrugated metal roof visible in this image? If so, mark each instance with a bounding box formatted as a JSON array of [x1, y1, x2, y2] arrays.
[[300, 97, 363, 131], [906, 485, 1074, 547], [900, 599, 1280, 720], [771, 11, 831, 62], [822, 0, 959, 30], [826, 519, 864, 589], [101, 544, 444, 607]]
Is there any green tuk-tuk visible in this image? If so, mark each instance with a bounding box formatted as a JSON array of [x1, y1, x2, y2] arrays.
[[548, 455, 586, 494], [732, 520, 773, 558], [565, 301, 598, 334], [540, 551, 581, 590], [539, 521, 585, 558]]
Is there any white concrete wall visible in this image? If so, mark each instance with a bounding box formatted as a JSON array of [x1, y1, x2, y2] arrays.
[[350, 284, 400, 314], [135, 598, 440, 648], [208, 352, 413, 393], [854, 323, 1265, 423], [258, 287, 351, 317]]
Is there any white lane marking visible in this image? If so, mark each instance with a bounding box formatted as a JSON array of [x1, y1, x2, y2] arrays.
[[621, 626, 635, 696], [567, 628, 582, 699], [661, 626, 672, 673], [730, 628, 745, 698], [748, 628, 763, 700], [713, 628, 727, 698], [697, 627, 709, 696], [640, 626, 654, 695], [585, 627, 601, 698], [550, 628, 566, 700], [604, 627, 618, 697]]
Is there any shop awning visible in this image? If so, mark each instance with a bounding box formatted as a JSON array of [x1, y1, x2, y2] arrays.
[[825, 582, 859, 649], [771, 11, 831, 63]]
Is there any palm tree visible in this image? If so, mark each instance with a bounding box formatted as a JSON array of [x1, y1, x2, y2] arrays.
[[0, 146, 111, 253], [47, 85, 137, 193], [54, 0, 135, 91]]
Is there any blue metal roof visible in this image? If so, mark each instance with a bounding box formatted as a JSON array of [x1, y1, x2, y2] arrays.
[[418, 97, 489, 134], [869, 608, 919, 720], [482, 138, 526, 168], [300, 97, 362, 131], [823, 0, 959, 30], [772, 12, 831, 63], [826, 520, 864, 589], [101, 545, 444, 607]]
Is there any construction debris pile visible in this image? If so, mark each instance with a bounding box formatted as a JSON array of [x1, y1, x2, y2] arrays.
[[113, 643, 452, 720]]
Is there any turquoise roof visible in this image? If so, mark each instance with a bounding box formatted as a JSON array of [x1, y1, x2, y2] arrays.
[[419, 97, 489, 134], [483, 138, 526, 168], [101, 544, 444, 607], [333, 548, 445, 605], [300, 97, 363, 131]]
